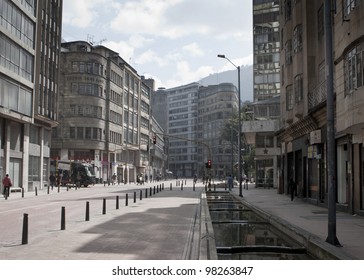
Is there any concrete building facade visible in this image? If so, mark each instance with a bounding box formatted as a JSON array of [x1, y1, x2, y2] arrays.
[[278, 0, 364, 215], [0, 0, 62, 193], [51, 41, 158, 184], [243, 0, 281, 189], [152, 83, 239, 179]]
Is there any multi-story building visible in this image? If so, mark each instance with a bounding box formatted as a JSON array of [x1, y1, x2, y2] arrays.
[[243, 0, 281, 189], [278, 0, 364, 215], [198, 84, 239, 179], [279, 0, 327, 201], [334, 0, 364, 213], [0, 0, 62, 192], [51, 41, 155, 184], [164, 83, 200, 178], [152, 82, 238, 179]]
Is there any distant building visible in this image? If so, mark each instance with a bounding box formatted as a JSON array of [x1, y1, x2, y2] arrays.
[[51, 41, 156, 183], [0, 0, 63, 192], [151, 82, 239, 178]]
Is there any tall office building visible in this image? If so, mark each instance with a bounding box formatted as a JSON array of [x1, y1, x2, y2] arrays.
[[242, 0, 280, 189], [198, 84, 239, 179], [0, 0, 62, 192], [153, 82, 238, 178]]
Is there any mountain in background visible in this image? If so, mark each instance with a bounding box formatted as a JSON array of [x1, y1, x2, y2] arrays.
[[199, 64, 253, 102]]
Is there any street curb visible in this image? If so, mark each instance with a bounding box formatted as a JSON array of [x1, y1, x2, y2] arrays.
[[199, 192, 218, 260]]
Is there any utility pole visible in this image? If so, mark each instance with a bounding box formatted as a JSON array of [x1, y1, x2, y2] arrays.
[[325, 0, 341, 246]]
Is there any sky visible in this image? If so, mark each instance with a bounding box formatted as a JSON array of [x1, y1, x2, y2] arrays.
[[61, 0, 253, 89]]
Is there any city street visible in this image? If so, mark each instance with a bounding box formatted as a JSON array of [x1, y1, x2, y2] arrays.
[[0, 180, 203, 259]]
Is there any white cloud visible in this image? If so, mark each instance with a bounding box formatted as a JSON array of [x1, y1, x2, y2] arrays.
[[182, 43, 204, 57], [63, 0, 115, 28], [135, 50, 168, 67], [104, 41, 135, 62]]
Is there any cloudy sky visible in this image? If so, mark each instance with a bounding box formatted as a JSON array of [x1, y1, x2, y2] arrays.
[[62, 0, 253, 89]]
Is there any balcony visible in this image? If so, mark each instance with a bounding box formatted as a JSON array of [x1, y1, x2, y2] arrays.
[[308, 81, 327, 110]]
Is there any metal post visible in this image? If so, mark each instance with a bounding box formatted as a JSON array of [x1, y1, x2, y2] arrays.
[[125, 193, 128, 206], [85, 201, 90, 221], [61, 206, 66, 230], [116, 195, 119, 209], [325, 0, 341, 246], [102, 198, 106, 215], [218, 54, 243, 197], [22, 213, 28, 245]]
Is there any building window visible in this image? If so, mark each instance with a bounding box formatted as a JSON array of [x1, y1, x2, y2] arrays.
[[284, 0, 292, 21], [345, 43, 364, 94], [318, 5, 324, 38], [28, 156, 40, 181], [294, 74, 303, 103], [286, 85, 293, 110], [285, 40, 292, 65], [344, 0, 361, 18], [293, 25, 303, 53]]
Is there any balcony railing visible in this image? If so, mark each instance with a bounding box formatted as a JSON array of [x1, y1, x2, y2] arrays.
[[308, 81, 327, 110]]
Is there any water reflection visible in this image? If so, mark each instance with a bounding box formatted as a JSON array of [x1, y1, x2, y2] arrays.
[[206, 192, 314, 260]]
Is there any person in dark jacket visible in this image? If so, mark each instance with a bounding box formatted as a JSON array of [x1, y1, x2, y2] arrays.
[[289, 178, 296, 201]]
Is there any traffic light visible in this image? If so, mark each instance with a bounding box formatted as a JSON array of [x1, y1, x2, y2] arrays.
[[206, 160, 212, 169], [152, 134, 157, 144]]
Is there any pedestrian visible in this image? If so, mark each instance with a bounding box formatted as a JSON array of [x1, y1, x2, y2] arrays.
[[49, 172, 56, 188], [227, 174, 233, 191], [2, 174, 12, 198], [289, 177, 296, 201], [112, 173, 117, 185]]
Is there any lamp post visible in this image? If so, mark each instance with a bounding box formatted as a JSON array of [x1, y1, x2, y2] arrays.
[[217, 54, 243, 197]]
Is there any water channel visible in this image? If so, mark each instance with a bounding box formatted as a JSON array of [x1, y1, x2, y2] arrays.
[[206, 191, 315, 260]]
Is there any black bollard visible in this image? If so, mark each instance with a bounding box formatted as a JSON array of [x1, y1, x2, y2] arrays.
[[35, 187, 38, 196], [214, 184, 216, 191], [140, 190, 142, 201], [193, 182, 195, 191], [145, 188, 148, 198], [153, 186, 156, 194], [150, 187, 152, 196], [47, 186, 50, 194], [21, 213, 28, 245], [85, 201, 90, 221], [170, 183, 172, 190], [61, 206, 66, 230], [58, 185, 60, 193], [133, 192, 136, 203], [116, 195, 119, 209], [181, 183, 183, 191], [156, 185, 159, 193], [22, 187, 24, 198], [125, 193, 128, 206], [102, 198, 106, 215], [162, 183, 164, 190], [67, 185, 69, 191]]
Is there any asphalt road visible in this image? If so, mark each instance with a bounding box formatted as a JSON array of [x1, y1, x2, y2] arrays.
[[0, 181, 172, 248]]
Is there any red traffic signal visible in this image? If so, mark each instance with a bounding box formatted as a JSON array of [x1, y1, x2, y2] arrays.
[[152, 134, 157, 144], [206, 160, 212, 169]]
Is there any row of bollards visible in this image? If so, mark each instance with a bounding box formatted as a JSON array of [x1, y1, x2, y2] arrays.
[[20, 180, 198, 245]]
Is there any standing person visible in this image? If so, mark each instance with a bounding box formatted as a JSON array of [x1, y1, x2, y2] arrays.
[[2, 174, 12, 198], [112, 173, 117, 185], [227, 174, 233, 191], [289, 178, 296, 201], [49, 172, 56, 188]]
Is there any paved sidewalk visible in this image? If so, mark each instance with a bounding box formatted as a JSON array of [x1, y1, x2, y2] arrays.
[[0, 182, 203, 260], [232, 184, 364, 259]]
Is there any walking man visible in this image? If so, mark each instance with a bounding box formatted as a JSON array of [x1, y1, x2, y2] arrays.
[[2, 174, 12, 198]]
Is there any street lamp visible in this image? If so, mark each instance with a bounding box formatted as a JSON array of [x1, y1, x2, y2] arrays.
[[217, 54, 243, 197]]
